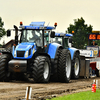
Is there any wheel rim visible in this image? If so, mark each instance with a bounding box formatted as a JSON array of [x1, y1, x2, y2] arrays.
[[43, 62, 49, 79], [66, 55, 71, 78], [74, 58, 79, 76]]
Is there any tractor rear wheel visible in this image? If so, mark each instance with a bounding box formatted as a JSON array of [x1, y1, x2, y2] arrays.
[[58, 49, 71, 83], [50, 48, 62, 82], [31, 56, 51, 83], [71, 52, 80, 79], [0, 54, 11, 81]]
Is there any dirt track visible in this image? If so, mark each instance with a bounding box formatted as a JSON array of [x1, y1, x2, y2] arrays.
[[0, 77, 99, 100]]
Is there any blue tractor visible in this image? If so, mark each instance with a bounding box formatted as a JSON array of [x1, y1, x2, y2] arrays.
[[51, 33, 81, 79], [0, 22, 72, 83]]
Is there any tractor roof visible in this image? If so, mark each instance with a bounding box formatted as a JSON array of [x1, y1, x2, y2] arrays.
[[55, 33, 73, 37], [19, 22, 55, 30]]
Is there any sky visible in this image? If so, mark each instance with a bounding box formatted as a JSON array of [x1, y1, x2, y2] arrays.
[[0, 0, 100, 44]]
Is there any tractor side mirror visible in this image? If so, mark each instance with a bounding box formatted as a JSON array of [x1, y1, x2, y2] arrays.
[[69, 38, 72, 43], [50, 31, 55, 38], [7, 30, 11, 37]]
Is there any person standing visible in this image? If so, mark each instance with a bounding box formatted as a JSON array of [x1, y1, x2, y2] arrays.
[[91, 40, 98, 46]]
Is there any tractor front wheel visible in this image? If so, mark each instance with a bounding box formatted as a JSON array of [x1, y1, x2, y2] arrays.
[[31, 56, 51, 83]]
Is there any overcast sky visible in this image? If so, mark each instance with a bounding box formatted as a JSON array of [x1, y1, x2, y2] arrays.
[[0, 0, 100, 44]]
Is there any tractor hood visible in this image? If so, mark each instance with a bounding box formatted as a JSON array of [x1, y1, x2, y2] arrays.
[[16, 42, 35, 51], [12, 42, 36, 59]]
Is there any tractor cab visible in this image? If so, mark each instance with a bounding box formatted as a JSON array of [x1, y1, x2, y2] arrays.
[[19, 22, 55, 47], [51, 33, 73, 48], [7, 22, 56, 59]]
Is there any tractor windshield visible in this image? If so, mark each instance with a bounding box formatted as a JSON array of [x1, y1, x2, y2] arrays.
[[52, 37, 62, 45], [20, 30, 43, 47]]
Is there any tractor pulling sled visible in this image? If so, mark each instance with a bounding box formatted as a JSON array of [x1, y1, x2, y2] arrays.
[[0, 22, 75, 83], [79, 42, 100, 78]]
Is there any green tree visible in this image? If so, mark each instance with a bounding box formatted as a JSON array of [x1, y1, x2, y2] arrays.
[[67, 17, 93, 49], [0, 17, 6, 39]]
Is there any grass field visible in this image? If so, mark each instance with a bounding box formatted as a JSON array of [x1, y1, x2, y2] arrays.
[[47, 89, 100, 100]]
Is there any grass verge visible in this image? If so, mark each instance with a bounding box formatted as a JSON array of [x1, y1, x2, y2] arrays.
[[47, 89, 100, 100]]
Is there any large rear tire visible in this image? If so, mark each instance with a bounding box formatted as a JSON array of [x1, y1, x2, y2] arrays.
[[58, 49, 71, 83], [71, 52, 81, 79], [31, 56, 51, 83], [50, 48, 62, 82], [0, 54, 11, 81]]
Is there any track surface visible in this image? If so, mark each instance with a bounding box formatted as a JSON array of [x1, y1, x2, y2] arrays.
[[0, 77, 99, 100]]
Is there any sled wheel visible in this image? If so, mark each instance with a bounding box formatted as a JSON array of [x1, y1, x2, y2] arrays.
[[58, 49, 71, 83], [96, 68, 100, 77], [31, 56, 51, 83]]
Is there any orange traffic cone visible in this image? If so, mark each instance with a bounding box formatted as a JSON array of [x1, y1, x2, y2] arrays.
[[92, 84, 96, 92]]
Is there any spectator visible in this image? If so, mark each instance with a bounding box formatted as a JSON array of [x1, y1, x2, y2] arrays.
[[91, 40, 98, 46]]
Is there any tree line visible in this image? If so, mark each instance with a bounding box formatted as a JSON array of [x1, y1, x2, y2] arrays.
[[67, 17, 93, 49], [0, 16, 100, 49]]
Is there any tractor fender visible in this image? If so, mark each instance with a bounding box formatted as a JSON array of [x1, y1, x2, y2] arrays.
[[47, 43, 63, 59], [68, 47, 80, 60]]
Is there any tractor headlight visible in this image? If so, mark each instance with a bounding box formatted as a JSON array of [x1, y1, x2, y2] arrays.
[[14, 51, 16, 57], [25, 50, 28, 58]]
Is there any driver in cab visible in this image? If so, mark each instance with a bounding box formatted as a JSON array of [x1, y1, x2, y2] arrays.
[[30, 30, 40, 42]]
